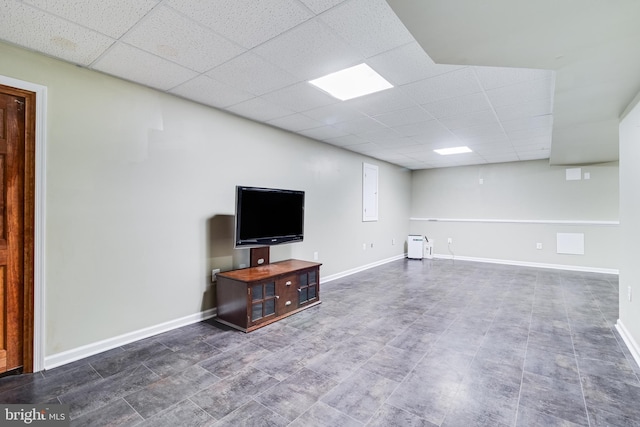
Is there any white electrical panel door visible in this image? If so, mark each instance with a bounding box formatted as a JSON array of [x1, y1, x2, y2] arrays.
[[363, 162, 378, 222]]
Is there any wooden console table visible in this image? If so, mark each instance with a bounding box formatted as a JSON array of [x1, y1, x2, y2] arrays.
[[215, 259, 321, 332]]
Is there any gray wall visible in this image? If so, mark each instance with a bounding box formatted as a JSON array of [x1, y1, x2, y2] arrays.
[[410, 160, 619, 271], [0, 42, 411, 356], [619, 92, 640, 363]]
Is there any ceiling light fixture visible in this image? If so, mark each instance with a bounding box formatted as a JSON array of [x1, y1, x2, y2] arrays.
[[434, 146, 473, 155], [309, 63, 393, 101]]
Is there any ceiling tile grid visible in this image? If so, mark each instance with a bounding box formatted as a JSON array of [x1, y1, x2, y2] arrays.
[[121, 5, 246, 73], [206, 52, 300, 96], [0, 0, 116, 65], [92, 42, 199, 91], [0, 0, 559, 169], [169, 74, 254, 109], [22, 0, 160, 39], [165, 0, 314, 49]]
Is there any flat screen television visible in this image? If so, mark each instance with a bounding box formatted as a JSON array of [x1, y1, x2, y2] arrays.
[[235, 186, 305, 247]]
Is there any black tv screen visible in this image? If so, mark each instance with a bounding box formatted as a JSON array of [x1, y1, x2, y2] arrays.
[[235, 186, 305, 247]]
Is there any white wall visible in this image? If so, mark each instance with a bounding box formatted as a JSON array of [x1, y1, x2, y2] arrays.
[[618, 91, 640, 364], [410, 159, 619, 272], [0, 42, 411, 357]]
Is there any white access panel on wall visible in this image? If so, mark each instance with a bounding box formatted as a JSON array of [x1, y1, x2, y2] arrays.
[[557, 232, 585, 255], [363, 162, 378, 222]]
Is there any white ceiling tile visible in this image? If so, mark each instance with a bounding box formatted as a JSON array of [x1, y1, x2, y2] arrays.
[[324, 134, 368, 147], [344, 88, 417, 116], [422, 93, 492, 119], [394, 120, 452, 139], [402, 142, 443, 153], [319, 0, 414, 58], [166, 0, 313, 49], [374, 153, 414, 162], [452, 123, 506, 140], [170, 75, 253, 108], [401, 161, 431, 170], [374, 137, 422, 149], [300, 125, 348, 140], [23, 0, 159, 38], [494, 98, 553, 122], [374, 107, 433, 127], [469, 142, 515, 155], [122, 6, 244, 72], [439, 110, 499, 131], [298, 0, 347, 14], [437, 153, 487, 167], [253, 19, 362, 81], [474, 66, 553, 90], [208, 52, 300, 96], [485, 77, 555, 108], [481, 153, 520, 164], [333, 117, 387, 134], [367, 42, 464, 86], [303, 104, 366, 125], [262, 82, 338, 112], [407, 150, 445, 162], [226, 97, 295, 122], [345, 142, 383, 154], [267, 114, 323, 132], [512, 142, 550, 153], [506, 126, 552, 141], [510, 136, 550, 146], [402, 67, 482, 104], [92, 42, 198, 90], [501, 114, 553, 133], [0, 1, 115, 66], [358, 128, 402, 144]]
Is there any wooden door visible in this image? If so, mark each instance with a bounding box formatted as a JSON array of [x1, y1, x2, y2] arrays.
[[0, 85, 35, 374]]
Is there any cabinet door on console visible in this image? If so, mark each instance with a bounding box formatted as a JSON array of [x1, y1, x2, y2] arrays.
[[298, 269, 319, 306], [250, 281, 277, 326]]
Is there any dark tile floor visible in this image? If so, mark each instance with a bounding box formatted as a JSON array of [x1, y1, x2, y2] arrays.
[[1, 259, 639, 426]]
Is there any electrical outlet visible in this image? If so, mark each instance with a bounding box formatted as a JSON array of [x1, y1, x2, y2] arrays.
[[363, 243, 366, 250], [211, 268, 220, 282], [447, 237, 452, 244], [536, 243, 543, 250], [313, 251, 319, 260]]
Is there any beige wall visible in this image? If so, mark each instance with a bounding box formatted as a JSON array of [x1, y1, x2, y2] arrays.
[[410, 159, 619, 271], [0, 42, 411, 357], [619, 92, 640, 363]]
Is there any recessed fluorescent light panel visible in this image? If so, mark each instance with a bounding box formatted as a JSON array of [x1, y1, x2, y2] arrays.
[[309, 63, 393, 101], [434, 146, 473, 155]]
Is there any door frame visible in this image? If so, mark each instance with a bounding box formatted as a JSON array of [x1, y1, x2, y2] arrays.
[[0, 75, 46, 372]]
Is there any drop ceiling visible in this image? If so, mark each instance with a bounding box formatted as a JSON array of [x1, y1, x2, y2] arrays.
[[1, 0, 636, 169]]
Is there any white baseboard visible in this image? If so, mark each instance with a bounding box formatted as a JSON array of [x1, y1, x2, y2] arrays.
[[432, 253, 619, 275], [616, 319, 640, 369], [44, 253, 406, 370], [43, 252, 617, 371], [321, 253, 406, 283], [44, 308, 217, 370]]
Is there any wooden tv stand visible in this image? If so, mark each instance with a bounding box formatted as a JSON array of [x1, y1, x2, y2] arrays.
[[215, 259, 321, 332]]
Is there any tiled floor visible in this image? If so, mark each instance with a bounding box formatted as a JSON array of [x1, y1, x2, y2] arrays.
[[1, 259, 639, 426]]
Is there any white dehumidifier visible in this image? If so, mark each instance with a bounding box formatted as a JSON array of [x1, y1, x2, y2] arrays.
[[408, 235, 425, 259]]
